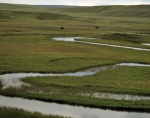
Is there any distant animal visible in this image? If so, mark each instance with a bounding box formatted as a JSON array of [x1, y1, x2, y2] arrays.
[[95, 26, 99, 29], [60, 27, 64, 29]]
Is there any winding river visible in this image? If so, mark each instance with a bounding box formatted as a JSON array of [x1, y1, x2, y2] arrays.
[[0, 37, 150, 118], [0, 63, 150, 90], [0, 63, 150, 101], [52, 37, 150, 51]]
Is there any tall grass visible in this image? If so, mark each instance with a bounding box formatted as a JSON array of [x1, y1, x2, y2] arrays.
[[0, 107, 67, 118], [20, 66, 150, 96]]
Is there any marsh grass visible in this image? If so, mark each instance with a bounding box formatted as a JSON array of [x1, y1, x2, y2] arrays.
[[20, 66, 150, 96], [102, 33, 141, 43], [75, 33, 150, 49], [1, 89, 150, 112], [0, 80, 2, 88], [0, 107, 67, 118]]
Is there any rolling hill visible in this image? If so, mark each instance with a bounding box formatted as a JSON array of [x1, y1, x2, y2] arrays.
[[0, 3, 149, 17]]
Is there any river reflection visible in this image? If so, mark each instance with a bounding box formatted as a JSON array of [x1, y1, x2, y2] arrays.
[[0, 95, 150, 118]]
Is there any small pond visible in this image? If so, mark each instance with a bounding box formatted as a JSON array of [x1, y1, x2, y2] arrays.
[[0, 95, 150, 118]]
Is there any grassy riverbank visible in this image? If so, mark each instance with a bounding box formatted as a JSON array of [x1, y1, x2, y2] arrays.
[[1, 66, 150, 112], [0, 107, 66, 118], [21, 66, 150, 96], [1, 89, 150, 112], [0, 3, 150, 113], [75, 33, 150, 49]]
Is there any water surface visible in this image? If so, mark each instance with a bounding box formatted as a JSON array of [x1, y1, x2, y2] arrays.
[[52, 37, 82, 42], [77, 41, 150, 51], [0, 65, 115, 89], [142, 43, 150, 46], [52, 37, 150, 51], [0, 95, 149, 118]]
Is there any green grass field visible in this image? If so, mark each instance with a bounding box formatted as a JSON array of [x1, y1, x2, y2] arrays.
[[0, 3, 150, 115]]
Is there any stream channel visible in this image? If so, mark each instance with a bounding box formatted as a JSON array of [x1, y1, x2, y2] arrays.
[[0, 95, 150, 118], [52, 37, 150, 51], [0, 63, 150, 117], [0, 37, 150, 118]]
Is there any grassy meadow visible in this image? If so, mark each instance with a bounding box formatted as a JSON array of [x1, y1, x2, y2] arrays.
[[0, 3, 150, 114]]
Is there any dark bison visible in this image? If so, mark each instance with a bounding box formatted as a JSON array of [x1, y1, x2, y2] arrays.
[[60, 27, 64, 29]]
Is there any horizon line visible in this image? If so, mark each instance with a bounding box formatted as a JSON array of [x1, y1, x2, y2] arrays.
[[0, 2, 150, 7]]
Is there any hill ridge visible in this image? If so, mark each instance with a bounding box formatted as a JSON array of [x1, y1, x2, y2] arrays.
[[0, 3, 150, 17]]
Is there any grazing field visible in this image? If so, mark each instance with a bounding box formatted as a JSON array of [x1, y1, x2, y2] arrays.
[[0, 3, 150, 115]]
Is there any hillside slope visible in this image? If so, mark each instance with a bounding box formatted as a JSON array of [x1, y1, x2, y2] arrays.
[[61, 5, 150, 17], [0, 3, 149, 17]]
